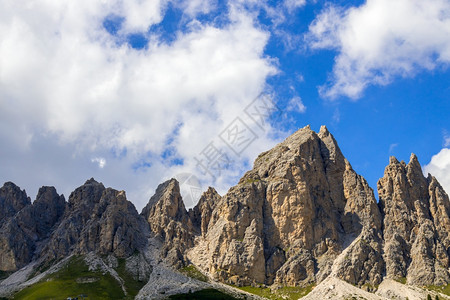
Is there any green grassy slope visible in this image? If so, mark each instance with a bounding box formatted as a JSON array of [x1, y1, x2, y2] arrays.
[[12, 256, 145, 300], [237, 284, 314, 300]]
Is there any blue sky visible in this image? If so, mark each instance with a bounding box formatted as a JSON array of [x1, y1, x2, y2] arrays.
[[0, 0, 449, 209]]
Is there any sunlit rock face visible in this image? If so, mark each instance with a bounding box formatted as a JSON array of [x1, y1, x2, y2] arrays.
[[379, 154, 450, 285], [186, 125, 384, 287], [2, 125, 450, 292]]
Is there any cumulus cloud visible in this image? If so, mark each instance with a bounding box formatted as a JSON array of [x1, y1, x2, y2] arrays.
[[119, 0, 166, 33], [91, 157, 106, 169], [424, 148, 450, 195], [307, 0, 450, 99], [0, 0, 279, 209]]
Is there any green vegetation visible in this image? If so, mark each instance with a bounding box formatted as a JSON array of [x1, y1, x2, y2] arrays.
[[427, 284, 450, 296], [237, 284, 314, 300], [179, 265, 208, 282], [28, 258, 58, 280], [244, 178, 261, 184], [116, 258, 147, 297], [169, 288, 238, 299], [394, 277, 407, 284], [13, 256, 126, 300]]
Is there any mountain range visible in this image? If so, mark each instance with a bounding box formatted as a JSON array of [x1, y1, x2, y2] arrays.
[[1, 125, 450, 300]]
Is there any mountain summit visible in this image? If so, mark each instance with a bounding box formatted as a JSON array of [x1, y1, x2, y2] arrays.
[[1, 125, 450, 299]]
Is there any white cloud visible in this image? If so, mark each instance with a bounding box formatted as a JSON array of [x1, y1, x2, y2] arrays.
[[424, 148, 450, 196], [287, 96, 306, 113], [91, 157, 106, 169], [0, 0, 279, 210], [284, 0, 306, 13], [173, 0, 216, 17], [120, 0, 166, 33], [307, 0, 450, 99]]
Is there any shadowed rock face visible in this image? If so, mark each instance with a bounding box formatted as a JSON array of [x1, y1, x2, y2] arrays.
[[141, 179, 194, 267], [182, 125, 384, 287], [0, 185, 65, 271], [0, 178, 149, 272], [43, 178, 149, 263], [379, 154, 450, 285], [181, 126, 450, 288], [0, 182, 30, 225], [2, 125, 450, 292], [188, 187, 221, 237]]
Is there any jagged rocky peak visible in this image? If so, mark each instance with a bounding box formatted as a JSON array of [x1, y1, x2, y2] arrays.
[[189, 186, 221, 237], [0, 181, 31, 224], [244, 125, 346, 185], [0, 184, 66, 272], [78, 187, 148, 258], [41, 178, 148, 264], [4, 125, 450, 299], [31, 186, 66, 236], [189, 125, 383, 287], [379, 153, 450, 285], [68, 177, 105, 208], [141, 178, 188, 222], [141, 178, 194, 267]]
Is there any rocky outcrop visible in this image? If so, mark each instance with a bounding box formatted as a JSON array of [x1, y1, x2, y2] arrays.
[[0, 182, 30, 225], [202, 181, 267, 286], [379, 154, 450, 285], [2, 124, 450, 296], [141, 179, 194, 267], [332, 160, 384, 286], [187, 125, 384, 287], [42, 178, 149, 264], [188, 187, 221, 237], [77, 188, 149, 257], [0, 186, 65, 271], [19, 187, 66, 238]]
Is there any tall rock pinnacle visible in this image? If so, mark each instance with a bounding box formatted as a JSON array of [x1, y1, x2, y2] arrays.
[[187, 125, 384, 286], [379, 153, 450, 285], [2, 125, 450, 298], [141, 178, 194, 267]]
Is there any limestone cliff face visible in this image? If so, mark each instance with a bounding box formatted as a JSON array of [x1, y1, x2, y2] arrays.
[[187, 125, 383, 287], [2, 125, 450, 293], [331, 161, 384, 287], [379, 154, 450, 285], [141, 179, 194, 267], [189, 187, 221, 237], [0, 182, 30, 225], [0, 186, 65, 271], [42, 179, 148, 263], [194, 181, 267, 285], [0, 179, 148, 273]]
